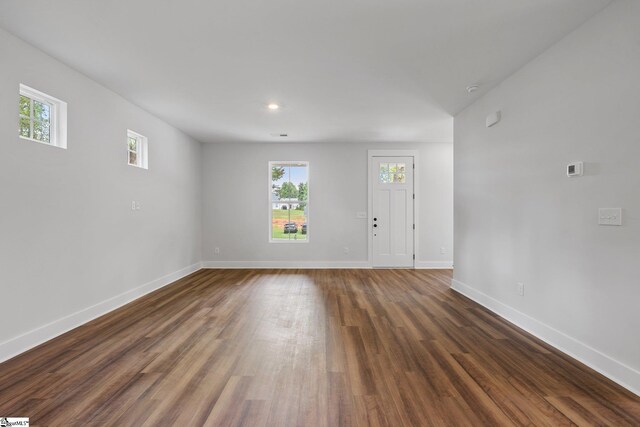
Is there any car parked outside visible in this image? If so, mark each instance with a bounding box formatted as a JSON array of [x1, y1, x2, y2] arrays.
[[283, 222, 298, 234]]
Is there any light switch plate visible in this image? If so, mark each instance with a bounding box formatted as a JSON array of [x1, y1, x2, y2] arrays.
[[599, 208, 622, 226]]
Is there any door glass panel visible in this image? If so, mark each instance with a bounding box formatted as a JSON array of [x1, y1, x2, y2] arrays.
[[379, 162, 406, 184], [379, 163, 390, 183]]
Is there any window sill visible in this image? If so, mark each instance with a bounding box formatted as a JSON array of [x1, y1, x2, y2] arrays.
[[128, 163, 148, 170], [19, 135, 65, 149]]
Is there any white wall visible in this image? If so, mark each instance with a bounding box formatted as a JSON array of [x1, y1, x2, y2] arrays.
[[0, 28, 202, 360], [202, 141, 453, 268], [454, 0, 640, 393]]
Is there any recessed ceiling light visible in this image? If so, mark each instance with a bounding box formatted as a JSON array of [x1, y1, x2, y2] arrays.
[[267, 103, 280, 110], [466, 85, 480, 94]]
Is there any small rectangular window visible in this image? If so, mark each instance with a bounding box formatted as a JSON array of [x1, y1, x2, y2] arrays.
[[127, 129, 148, 169], [19, 84, 67, 149], [270, 161, 309, 242], [379, 162, 406, 183]]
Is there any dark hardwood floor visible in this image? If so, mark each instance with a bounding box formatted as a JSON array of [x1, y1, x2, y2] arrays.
[[0, 269, 638, 426]]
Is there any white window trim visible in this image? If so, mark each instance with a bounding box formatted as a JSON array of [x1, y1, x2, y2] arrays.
[[268, 161, 309, 243], [127, 129, 148, 169], [19, 84, 67, 149]]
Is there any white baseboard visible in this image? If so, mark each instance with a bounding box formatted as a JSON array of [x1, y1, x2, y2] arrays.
[[415, 261, 453, 269], [451, 279, 640, 397], [202, 260, 453, 269], [0, 262, 202, 364], [202, 260, 371, 269]]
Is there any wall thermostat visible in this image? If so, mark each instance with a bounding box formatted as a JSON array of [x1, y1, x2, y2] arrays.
[[567, 161, 583, 177]]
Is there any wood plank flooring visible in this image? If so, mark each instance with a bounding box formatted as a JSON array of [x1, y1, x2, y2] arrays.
[[0, 269, 638, 426]]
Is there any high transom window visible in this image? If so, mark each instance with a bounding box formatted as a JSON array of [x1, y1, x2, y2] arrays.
[[127, 129, 148, 169], [19, 84, 67, 149]]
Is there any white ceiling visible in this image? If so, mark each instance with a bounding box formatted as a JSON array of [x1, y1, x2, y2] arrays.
[[0, 0, 611, 144]]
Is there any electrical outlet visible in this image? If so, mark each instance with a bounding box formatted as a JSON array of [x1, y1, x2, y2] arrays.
[[131, 201, 136, 211], [135, 201, 141, 210], [214, 247, 220, 255], [517, 282, 524, 296], [440, 246, 446, 255]]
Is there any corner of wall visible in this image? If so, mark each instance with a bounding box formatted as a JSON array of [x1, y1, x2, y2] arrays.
[[0, 262, 202, 364], [451, 279, 640, 397]]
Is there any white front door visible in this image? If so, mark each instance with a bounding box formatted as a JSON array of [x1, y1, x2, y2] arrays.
[[371, 156, 414, 267]]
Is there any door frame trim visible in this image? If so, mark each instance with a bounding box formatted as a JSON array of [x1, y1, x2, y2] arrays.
[[367, 149, 419, 268]]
